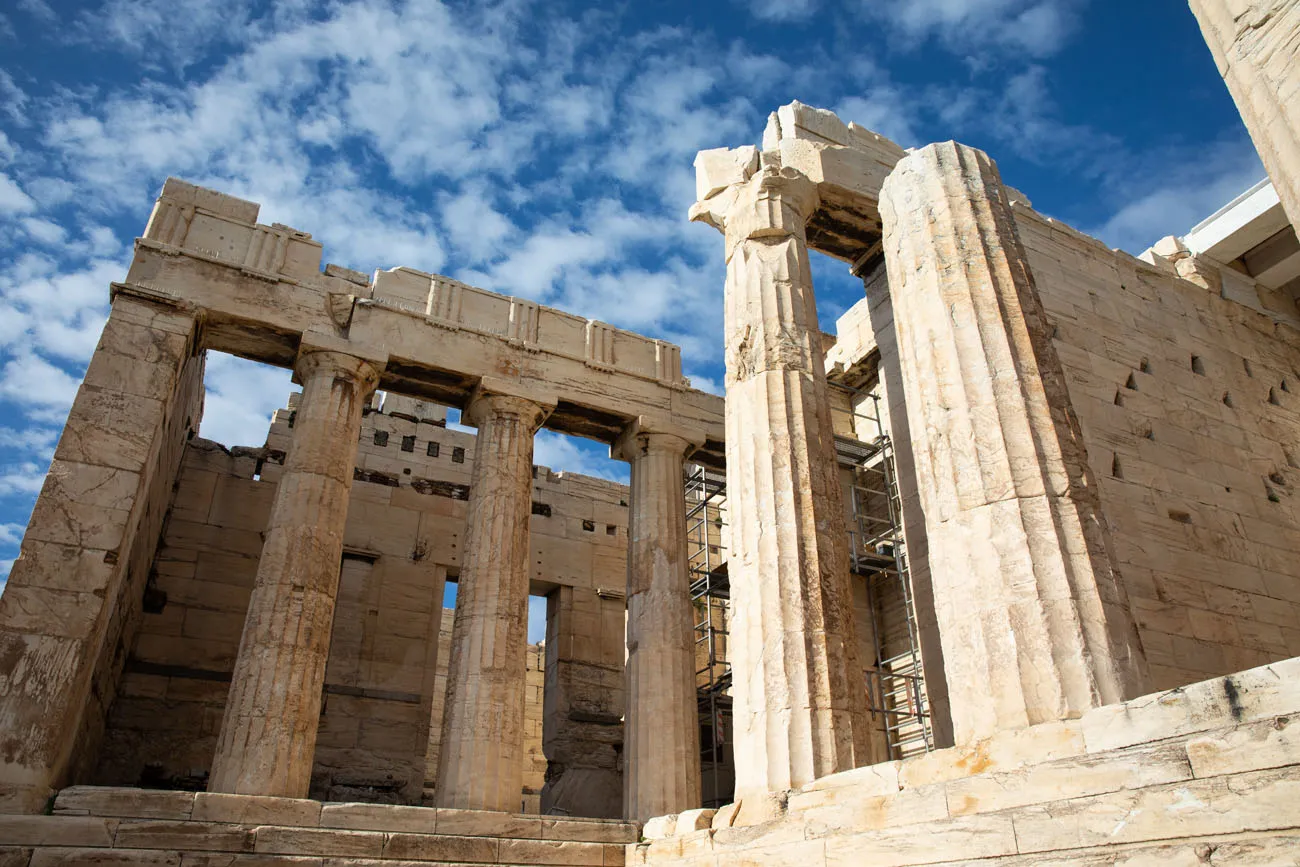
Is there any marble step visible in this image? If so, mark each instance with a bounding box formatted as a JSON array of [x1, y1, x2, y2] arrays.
[[0, 789, 636, 866]]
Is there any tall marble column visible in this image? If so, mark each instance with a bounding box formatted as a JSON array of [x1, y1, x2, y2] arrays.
[[879, 141, 1147, 746], [209, 349, 380, 797], [693, 165, 869, 802], [1189, 0, 1300, 228], [615, 421, 701, 822], [435, 388, 551, 812]]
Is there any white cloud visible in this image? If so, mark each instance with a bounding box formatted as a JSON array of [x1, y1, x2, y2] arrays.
[[0, 425, 58, 459], [0, 173, 35, 214], [74, 0, 258, 69], [686, 373, 722, 396], [835, 90, 919, 147], [746, 0, 819, 22], [534, 430, 627, 484], [198, 353, 294, 449], [16, 0, 56, 23], [439, 184, 517, 265], [0, 353, 82, 414], [1088, 144, 1266, 254], [0, 522, 24, 546], [21, 217, 65, 245], [0, 462, 47, 496], [861, 0, 1079, 59]]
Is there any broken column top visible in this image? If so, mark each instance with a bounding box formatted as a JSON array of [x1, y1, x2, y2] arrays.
[[692, 101, 908, 263]]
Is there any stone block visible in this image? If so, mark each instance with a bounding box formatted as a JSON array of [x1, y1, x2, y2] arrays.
[[191, 794, 321, 828], [544, 818, 639, 843], [318, 803, 435, 834], [179, 856, 322, 867], [381, 833, 497, 862], [1186, 715, 1300, 778], [710, 802, 740, 831], [719, 838, 824, 866], [800, 761, 900, 796], [640, 814, 677, 840], [252, 828, 383, 858], [821, 814, 1017, 867], [497, 839, 607, 866], [0, 817, 117, 847], [898, 720, 1085, 789], [30, 849, 179, 866], [1011, 767, 1300, 852], [53, 388, 165, 473], [672, 810, 715, 837], [0, 849, 30, 867], [54, 787, 195, 820], [796, 783, 948, 834], [694, 147, 759, 201], [159, 178, 260, 223], [114, 821, 253, 853], [434, 808, 543, 838], [1081, 658, 1300, 753], [946, 741, 1193, 817]]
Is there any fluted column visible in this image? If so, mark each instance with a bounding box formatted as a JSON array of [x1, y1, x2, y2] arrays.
[[209, 349, 380, 796], [1190, 0, 1300, 227], [879, 141, 1147, 746], [435, 388, 551, 812], [615, 421, 702, 822], [693, 164, 869, 802]]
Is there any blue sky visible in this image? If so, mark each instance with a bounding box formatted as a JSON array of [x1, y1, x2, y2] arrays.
[[0, 0, 1266, 589]]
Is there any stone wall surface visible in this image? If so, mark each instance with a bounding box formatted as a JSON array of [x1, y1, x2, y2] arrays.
[[95, 391, 625, 810], [633, 656, 1300, 866], [1017, 206, 1300, 692], [0, 293, 203, 812]]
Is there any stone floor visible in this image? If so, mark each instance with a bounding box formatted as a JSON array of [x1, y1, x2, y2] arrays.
[[0, 789, 636, 865]]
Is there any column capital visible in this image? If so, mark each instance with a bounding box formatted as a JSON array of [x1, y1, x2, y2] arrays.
[[464, 377, 556, 431], [611, 417, 704, 464], [294, 349, 382, 395], [691, 164, 819, 262]]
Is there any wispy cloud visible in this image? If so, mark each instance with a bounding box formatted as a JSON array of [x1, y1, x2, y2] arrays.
[[860, 0, 1083, 59]]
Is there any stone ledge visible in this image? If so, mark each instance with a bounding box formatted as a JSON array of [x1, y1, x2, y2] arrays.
[[1, 805, 630, 866]]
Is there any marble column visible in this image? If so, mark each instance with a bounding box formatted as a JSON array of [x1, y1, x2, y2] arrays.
[[435, 389, 551, 812], [209, 349, 380, 797], [879, 141, 1147, 746], [693, 165, 870, 803], [615, 422, 701, 823], [1190, 0, 1300, 228]]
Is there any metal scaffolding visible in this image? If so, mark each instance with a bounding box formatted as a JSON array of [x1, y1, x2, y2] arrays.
[[685, 465, 733, 808], [834, 388, 934, 759]]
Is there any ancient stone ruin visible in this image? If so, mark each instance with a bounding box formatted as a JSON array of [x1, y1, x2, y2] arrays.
[[0, 1, 1298, 864]]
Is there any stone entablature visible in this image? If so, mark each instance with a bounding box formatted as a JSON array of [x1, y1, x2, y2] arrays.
[[132, 178, 724, 466]]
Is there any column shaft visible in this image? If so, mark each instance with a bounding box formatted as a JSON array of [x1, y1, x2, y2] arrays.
[[435, 392, 548, 812], [1190, 0, 1300, 227], [714, 167, 870, 799], [209, 350, 379, 796], [879, 141, 1147, 745], [619, 429, 700, 822]]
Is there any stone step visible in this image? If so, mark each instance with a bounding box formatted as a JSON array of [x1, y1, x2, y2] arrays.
[[51, 788, 636, 844], [9, 789, 636, 866], [632, 766, 1300, 866], [632, 659, 1300, 866]]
